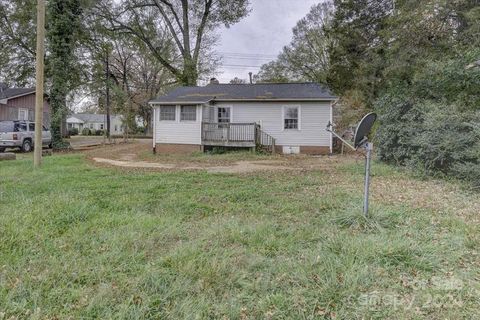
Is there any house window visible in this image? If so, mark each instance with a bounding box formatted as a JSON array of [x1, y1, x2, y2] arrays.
[[180, 105, 196, 121], [90, 123, 94, 129], [159, 106, 176, 121], [100, 124, 104, 130], [114, 125, 118, 131], [18, 108, 28, 120], [217, 107, 231, 123], [284, 106, 299, 130]]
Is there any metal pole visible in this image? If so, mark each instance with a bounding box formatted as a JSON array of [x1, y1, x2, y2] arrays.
[[363, 142, 373, 217], [33, 0, 46, 168]]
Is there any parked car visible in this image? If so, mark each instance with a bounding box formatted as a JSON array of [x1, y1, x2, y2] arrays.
[[0, 121, 52, 152]]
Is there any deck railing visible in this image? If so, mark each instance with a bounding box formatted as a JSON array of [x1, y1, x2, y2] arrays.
[[202, 122, 256, 142], [255, 124, 276, 154], [201, 122, 275, 153]]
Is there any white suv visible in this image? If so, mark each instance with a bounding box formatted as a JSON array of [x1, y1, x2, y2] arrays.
[[0, 121, 52, 152]]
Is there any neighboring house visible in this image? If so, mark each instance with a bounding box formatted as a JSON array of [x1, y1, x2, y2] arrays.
[[0, 82, 50, 126], [66, 114, 124, 135], [149, 81, 337, 154]]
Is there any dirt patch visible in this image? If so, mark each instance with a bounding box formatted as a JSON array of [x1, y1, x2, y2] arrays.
[[83, 139, 330, 173], [93, 157, 178, 169], [91, 157, 302, 173], [207, 161, 300, 174]]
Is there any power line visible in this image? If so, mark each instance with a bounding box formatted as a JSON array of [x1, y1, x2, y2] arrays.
[[218, 51, 278, 58], [222, 63, 262, 68], [222, 56, 273, 61]]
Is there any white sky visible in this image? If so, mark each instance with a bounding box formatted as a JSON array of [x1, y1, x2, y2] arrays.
[[214, 0, 320, 83]]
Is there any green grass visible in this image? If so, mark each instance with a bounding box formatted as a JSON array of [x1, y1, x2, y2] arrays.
[[0, 154, 478, 319]]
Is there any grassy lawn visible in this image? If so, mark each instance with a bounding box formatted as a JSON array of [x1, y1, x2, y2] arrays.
[[0, 154, 479, 319]]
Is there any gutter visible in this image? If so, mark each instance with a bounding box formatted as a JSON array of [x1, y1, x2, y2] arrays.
[[148, 97, 338, 106]]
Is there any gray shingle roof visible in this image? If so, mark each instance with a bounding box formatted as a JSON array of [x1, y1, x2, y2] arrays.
[[0, 83, 36, 100], [149, 83, 337, 105], [72, 114, 122, 123]]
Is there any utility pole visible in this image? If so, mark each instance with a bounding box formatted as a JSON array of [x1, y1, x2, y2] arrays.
[[34, 0, 46, 168]]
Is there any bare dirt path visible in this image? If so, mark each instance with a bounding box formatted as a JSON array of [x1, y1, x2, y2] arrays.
[[91, 157, 303, 173]]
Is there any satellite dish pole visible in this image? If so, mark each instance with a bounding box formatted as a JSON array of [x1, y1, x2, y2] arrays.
[[326, 113, 377, 217]]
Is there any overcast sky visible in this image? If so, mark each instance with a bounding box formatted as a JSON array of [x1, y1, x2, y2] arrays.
[[214, 0, 319, 83]]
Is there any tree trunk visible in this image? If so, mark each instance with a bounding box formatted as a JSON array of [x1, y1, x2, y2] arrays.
[[105, 52, 111, 138], [50, 85, 67, 147], [181, 58, 198, 86]]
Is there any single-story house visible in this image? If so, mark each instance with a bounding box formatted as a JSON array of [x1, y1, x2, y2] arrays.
[[149, 81, 337, 154], [0, 82, 50, 126], [67, 114, 124, 135]]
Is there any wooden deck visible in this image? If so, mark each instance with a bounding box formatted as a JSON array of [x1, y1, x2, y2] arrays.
[[201, 122, 275, 152]]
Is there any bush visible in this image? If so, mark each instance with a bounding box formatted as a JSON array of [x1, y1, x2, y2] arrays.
[[376, 90, 480, 187], [95, 129, 105, 136], [81, 128, 91, 136], [68, 128, 79, 136], [136, 126, 146, 134]]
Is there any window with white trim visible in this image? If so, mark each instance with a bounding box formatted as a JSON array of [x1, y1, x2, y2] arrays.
[[180, 105, 196, 121], [18, 108, 28, 120], [284, 106, 299, 129], [217, 107, 230, 123], [159, 106, 176, 121]]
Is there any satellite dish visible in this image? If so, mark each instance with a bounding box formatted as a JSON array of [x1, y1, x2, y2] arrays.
[[354, 113, 377, 149], [326, 113, 378, 217]]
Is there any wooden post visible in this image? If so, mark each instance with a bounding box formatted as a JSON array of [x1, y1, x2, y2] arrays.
[[226, 123, 230, 142], [33, 0, 46, 168]]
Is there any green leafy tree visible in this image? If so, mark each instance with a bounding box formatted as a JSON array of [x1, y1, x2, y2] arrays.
[[0, 0, 36, 85], [255, 2, 334, 84], [47, 0, 84, 147], [325, 0, 392, 107], [101, 0, 251, 86]]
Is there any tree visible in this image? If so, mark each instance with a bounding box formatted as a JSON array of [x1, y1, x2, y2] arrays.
[[229, 77, 246, 84], [105, 34, 176, 134], [100, 0, 250, 85], [47, 0, 84, 147], [325, 0, 393, 106], [255, 2, 334, 84], [0, 0, 37, 85]]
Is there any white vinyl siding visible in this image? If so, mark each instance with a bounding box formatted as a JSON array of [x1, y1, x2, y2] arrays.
[[155, 102, 332, 147], [224, 101, 331, 147], [154, 105, 201, 145]]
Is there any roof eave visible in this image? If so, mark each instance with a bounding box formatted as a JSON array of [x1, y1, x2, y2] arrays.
[[213, 98, 338, 102], [149, 97, 337, 105], [0, 90, 37, 102], [148, 100, 212, 106]]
